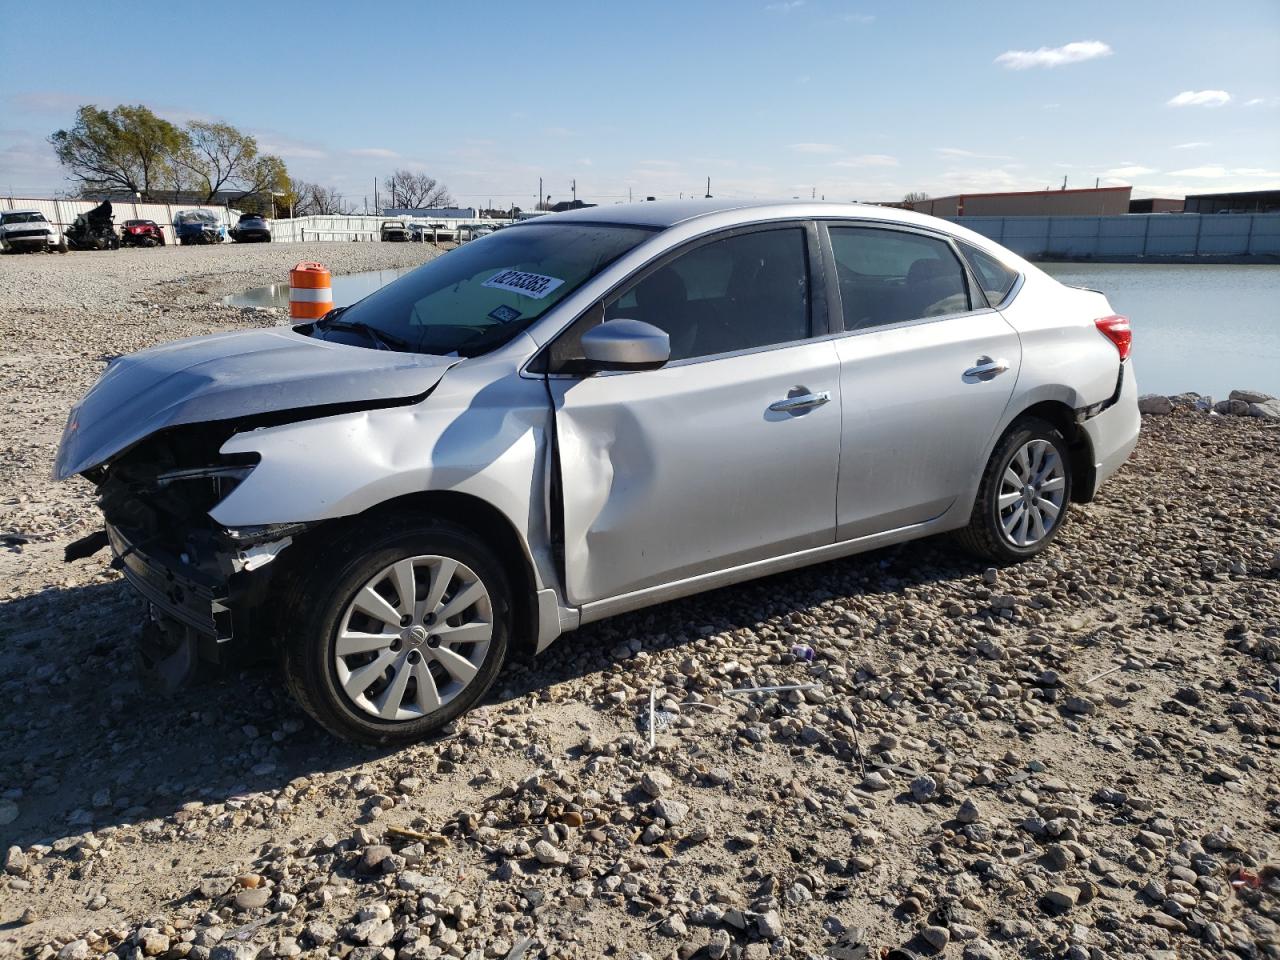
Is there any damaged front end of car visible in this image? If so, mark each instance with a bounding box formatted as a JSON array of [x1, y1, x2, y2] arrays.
[[66, 422, 309, 686], [56, 324, 461, 689]]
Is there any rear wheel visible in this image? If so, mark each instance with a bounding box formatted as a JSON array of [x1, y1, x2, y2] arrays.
[[282, 518, 511, 745], [955, 417, 1072, 563]]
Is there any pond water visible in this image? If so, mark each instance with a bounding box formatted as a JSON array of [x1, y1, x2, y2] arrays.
[[223, 266, 416, 310], [1039, 262, 1280, 398], [226, 261, 1279, 399]]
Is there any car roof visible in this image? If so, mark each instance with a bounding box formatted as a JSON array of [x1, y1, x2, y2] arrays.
[[4, 208, 45, 215], [529, 198, 952, 232]]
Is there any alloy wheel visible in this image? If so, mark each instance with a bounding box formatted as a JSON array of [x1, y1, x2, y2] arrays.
[[333, 555, 493, 722], [997, 438, 1067, 547]]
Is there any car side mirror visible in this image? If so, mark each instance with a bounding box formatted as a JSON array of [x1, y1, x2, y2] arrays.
[[579, 319, 670, 372]]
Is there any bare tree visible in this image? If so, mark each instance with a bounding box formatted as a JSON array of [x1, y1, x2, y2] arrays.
[[289, 180, 354, 216], [383, 169, 453, 210], [902, 191, 930, 204]]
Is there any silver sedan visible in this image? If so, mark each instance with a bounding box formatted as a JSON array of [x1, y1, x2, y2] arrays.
[[56, 200, 1140, 743]]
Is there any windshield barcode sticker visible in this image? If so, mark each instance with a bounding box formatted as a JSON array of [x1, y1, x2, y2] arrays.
[[482, 269, 565, 300]]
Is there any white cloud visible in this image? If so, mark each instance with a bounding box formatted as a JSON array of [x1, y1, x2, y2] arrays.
[[935, 147, 1014, 161], [995, 40, 1112, 70], [789, 142, 841, 154], [765, 0, 804, 10], [1105, 164, 1158, 178], [1172, 141, 1210, 149], [348, 147, 399, 159], [831, 154, 899, 168], [1167, 90, 1231, 107], [1167, 165, 1229, 177]]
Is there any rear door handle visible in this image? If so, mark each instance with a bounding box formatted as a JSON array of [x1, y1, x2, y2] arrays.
[[963, 356, 1010, 382], [769, 390, 831, 414]]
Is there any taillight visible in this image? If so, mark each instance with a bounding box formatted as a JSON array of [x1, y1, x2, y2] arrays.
[[1095, 315, 1131, 361]]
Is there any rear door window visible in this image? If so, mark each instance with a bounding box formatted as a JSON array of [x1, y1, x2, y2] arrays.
[[959, 241, 1020, 305], [828, 226, 972, 330]]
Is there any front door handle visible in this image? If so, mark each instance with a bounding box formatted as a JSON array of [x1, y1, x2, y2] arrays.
[[769, 390, 831, 414], [963, 356, 1010, 382]]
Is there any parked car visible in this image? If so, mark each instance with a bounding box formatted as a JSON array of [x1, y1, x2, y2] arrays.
[[464, 224, 495, 241], [120, 219, 166, 247], [380, 220, 409, 242], [56, 200, 1140, 744], [174, 210, 226, 245], [407, 222, 438, 243], [0, 208, 67, 253], [65, 201, 119, 251], [230, 213, 272, 243]]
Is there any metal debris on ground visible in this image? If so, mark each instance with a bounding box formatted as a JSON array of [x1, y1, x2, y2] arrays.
[[790, 643, 815, 661], [1085, 664, 1124, 684]]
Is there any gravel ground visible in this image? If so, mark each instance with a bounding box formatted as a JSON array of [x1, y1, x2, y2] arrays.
[[1, 248, 1278, 960]]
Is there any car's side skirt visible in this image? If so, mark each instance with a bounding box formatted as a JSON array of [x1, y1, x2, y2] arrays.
[[573, 508, 960, 628]]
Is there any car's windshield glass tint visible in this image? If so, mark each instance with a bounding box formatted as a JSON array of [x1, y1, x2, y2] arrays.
[[331, 223, 653, 356], [2, 213, 46, 224], [829, 227, 970, 329]]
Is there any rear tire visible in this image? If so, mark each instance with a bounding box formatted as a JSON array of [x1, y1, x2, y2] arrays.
[[281, 517, 511, 745], [955, 417, 1072, 563]]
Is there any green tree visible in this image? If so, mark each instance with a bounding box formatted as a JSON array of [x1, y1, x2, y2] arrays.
[[175, 121, 289, 204], [49, 105, 185, 199]]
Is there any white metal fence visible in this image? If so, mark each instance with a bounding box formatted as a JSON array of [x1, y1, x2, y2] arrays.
[[3, 196, 515, 246], [1, 197, 240, 246], [268, 215, 515, 243]]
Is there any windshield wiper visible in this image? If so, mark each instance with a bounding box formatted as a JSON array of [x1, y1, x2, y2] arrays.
[[315, 313, 412, 352]]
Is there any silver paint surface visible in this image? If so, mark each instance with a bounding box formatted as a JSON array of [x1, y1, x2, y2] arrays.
[[57, 199, 1141, 656]]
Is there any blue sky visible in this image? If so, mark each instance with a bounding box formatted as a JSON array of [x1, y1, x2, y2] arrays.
[[2, 0, 1277, 205]]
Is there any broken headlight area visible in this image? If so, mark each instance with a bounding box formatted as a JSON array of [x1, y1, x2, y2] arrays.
[[84, 426, 297, 657]]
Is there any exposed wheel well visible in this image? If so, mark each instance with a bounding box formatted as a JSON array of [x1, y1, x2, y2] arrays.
[[297, 491, 541, 656], [1004, 400, 1097, 503]]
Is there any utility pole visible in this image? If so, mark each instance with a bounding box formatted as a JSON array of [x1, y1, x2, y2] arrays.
[[374, 178, 379, 214], [538, 177, 542, 211], [629, 187, 633, 203], [1061, 175, 1068, 191], [705, 177, 711, 198], [571, 179, 576, 203], [811, 187, 816, 199]]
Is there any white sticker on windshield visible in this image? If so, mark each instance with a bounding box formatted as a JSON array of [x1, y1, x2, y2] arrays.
[[482, 268, 565, 300]]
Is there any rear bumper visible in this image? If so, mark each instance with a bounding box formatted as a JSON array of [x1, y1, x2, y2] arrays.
[[1080, 360, 1140, 496]]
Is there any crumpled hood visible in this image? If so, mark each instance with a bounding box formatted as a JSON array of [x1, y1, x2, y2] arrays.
[[54, 327, 457, 479]]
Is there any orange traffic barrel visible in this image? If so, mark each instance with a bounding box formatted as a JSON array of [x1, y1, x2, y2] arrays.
[[289, 261, 333, 320]]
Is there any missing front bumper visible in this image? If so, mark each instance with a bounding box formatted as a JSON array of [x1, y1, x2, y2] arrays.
[[106, 523, 233, 641]]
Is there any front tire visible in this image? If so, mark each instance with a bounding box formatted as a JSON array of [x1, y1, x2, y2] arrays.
[[955, 417, 1072, 563], [282, 518, 511, 745]]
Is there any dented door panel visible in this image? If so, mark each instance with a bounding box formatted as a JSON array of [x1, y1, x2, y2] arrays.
[[551, 341, 842, 606]]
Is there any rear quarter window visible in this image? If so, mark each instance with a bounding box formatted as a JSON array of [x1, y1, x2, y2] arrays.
[[960, 242, 1020, 305]]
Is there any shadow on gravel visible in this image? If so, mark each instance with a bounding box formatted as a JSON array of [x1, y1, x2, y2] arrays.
[[0, 538, 985, 848]]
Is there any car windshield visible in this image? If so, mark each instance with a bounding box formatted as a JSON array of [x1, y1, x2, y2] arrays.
[[124, 220, 152, 226], [3, 212, 47, 224], [329, 223, 653, 356]]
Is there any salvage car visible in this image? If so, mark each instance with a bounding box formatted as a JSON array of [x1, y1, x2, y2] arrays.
[[0, 209, 67, 253], [56, 200, 1140, 744], [230, 212, 272, 243], [380, 220, 409, 242], [175, 209, 226, 245], [65, 201, 119, 251], [120, 219, 166, 247]]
